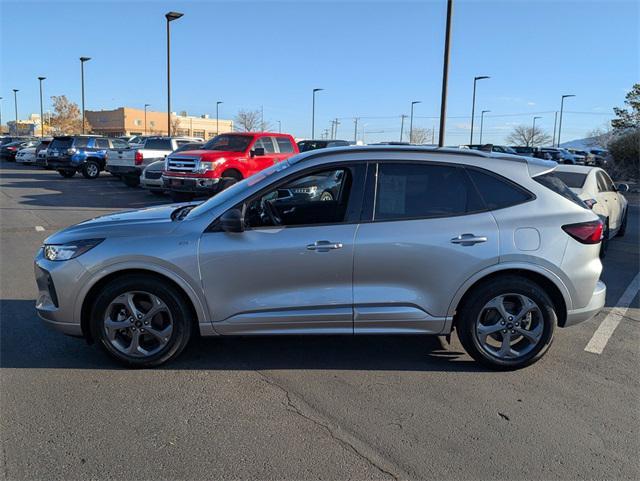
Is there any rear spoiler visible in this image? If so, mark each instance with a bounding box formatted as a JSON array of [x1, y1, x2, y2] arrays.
[[527, 158, 557, 177]]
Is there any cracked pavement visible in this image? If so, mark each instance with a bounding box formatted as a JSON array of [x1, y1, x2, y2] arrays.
[[1, 162, 638, 480]]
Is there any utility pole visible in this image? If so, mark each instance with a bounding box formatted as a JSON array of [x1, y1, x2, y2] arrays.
[[438, 0, 453, 147], [38, 77, 46, 138], [216, 101, 223, 135], [144, 103, 150, 135], [557, 95, 575, 147], [552, 111, 558, 147], [400, 114, 408, 142], [479, 110, 490, 144], [353, 118, 359, 143], [0, 97, 3, 133], [12, 89, 18, 136], [409, 101, 421, 143], [531, 116, 542, 147]]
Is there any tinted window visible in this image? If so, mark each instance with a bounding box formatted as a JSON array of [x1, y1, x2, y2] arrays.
[[467, 168, 532, 210], [244, 168, 352, 228], [261, 137, 276, 153], [595, 172, 608, 192], [554, 171, 587, 188], [50, 137, 73, 149], [276, 137, 294, 153], [73, 137, 90, 148], [374, 163, 483, 221], [144, 138, 173, 150], [600, 171, 614, 191], [111, 139, 128, 149], [534, 172, 586, 208], [203, 134, 252, 152], [95, 138, 109, 149]]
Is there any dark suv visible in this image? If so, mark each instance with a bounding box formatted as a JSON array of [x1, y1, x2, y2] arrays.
[[47, 136, 128, 178]]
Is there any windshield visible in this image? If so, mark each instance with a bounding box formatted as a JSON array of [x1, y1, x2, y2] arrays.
[[187, 160, 292, 218], [202, 134, 252, 152]]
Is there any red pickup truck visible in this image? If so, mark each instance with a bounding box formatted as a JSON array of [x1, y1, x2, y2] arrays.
[[162, 132, 299, 201]]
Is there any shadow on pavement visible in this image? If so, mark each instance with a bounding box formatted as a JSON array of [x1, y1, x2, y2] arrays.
[[0, 299, 483, 372]]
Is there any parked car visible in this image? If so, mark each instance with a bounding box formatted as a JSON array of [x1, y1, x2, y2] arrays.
[[106, 137, 195, 187], [162, 132, 299, 202], [15, 146, 38, 164], [35, 146, 606, 369], [511, 146, 537, 157], [554, 165, 628, 255], [566, 148, 588, 164], [464, 144, 518, 154], [589, 149, 609, 166], [298, 139, 350, 152], [0, 136, 35, 147], [140, 142, 204, 195], [46, 136, 128, 178], [34, 139, 53, 168], [537, 148, 564, 162], [1, 140, 38, 160]]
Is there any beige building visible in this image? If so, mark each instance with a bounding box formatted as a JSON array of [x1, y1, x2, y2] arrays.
[[85, 107, 233, 138]]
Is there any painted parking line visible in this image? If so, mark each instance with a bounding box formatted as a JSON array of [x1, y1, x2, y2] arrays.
[[585, 272, 640, 354], [34, 226, 45, 232]]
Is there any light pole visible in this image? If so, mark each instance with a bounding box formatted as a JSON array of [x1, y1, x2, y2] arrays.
[[165, 11, 184, 136], [311, 88, 323, 139], [38, 77, 46, 138], [79, 57, 91, 134], [479, 109, 490, 144], [216, 101, 223, 134], [552, 111, 558, 147], [353, 118, 359, 143], [438, 0, 453, 147], [144, 103, 150, 134], [400, 114, 408, 142], [531, 116, 542, 147], [557, 94, 575, 147], [12, 89, 18, 136], [0, 97, 3, 133], [409, 100, 421, 143], [470, 75, 490, 144]]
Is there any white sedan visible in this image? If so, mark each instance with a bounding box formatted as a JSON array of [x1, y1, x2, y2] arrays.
[[15, 146, 37, 164], [554, 165, 629, 247]]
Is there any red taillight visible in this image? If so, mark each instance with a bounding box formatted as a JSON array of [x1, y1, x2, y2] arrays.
[[8, 146, 17, 151], [562, 220, 603, 244], [134, 151, 143, 165]]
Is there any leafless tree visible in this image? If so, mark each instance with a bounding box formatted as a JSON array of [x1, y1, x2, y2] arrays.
[[234, 109, 262, 132], [409, 127, 433, 144], [586, 124, 615, 148], [505, 125, 552, 147]]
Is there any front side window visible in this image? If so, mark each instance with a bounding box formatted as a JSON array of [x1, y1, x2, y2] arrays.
[[95, 138, 109, 149], [203, 134, 252, 152], [244, 168, 353, 228], [374, 163, 483, 221], [261, 137, 276, 153], [467, 168, 532, 210]]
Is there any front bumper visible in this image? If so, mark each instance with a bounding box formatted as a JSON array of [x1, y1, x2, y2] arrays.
[[107, 165, 140, 177], [163, 175, 220, 194], [141, 176, 163, 189], [34, 251, 87, 337], [564, 280, 606, 327]]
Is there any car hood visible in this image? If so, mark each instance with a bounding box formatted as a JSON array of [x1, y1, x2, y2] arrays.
[[43, 203, 195, 244]]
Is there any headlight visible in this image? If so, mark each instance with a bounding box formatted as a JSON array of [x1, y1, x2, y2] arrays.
[[197, 159, 225, 173], [291, 186, 318, 195], [43, 239, 104, 261]]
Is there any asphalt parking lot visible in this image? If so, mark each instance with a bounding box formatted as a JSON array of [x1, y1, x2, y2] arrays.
[[1, 162, 638, 481]]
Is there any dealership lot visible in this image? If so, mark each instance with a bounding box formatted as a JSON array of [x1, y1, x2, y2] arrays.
[[1, 162, 638, 480]]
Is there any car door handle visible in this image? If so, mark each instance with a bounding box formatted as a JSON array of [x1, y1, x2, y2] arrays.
[[307, 240, 343, 252], [451, 234, 488, 246]]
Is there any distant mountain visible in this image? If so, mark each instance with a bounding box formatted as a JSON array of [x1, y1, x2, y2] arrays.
[[560, 136, 605, 150]]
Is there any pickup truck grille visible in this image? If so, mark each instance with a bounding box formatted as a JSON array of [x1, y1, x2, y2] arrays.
[[167, 155, 198, 173]]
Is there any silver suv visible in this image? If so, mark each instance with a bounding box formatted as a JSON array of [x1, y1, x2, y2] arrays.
[[34, 146, 606, 369]]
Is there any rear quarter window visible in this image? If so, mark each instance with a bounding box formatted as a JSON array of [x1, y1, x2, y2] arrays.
[[553, 171, 587, 188], [276, 137, 295, 153], [466, 168, 533, 210], [533, 172, 586, 208]]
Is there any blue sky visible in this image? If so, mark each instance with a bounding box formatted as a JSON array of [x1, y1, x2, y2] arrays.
[[1, 0, 638, 144]]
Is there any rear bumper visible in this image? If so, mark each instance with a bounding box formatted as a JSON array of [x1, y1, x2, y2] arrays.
[[163, 175, 220, 194], [107, 165, 140, 176], [47, 157, 74, 170], [563, 280, 606, 327]]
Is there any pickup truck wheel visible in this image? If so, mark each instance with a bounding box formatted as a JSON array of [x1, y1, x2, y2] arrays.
[[456, 276, 555, 370], [123, 176, 140, 187], [82, 160, 101, 179], [90, 275, 193, 367], [58, 170, 76, 178], [170, 192, 194, 203]]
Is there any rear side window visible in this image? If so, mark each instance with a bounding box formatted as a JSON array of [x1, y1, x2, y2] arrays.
[[73, 137, 90, 148], [374, 163, 483, 221], [50, 137, 73, 149], [144, 139, 172, 150], [534, 172, 586, 208], [276, 137, 294, 153], [554, 171, 587, 188], [111, 139, 128, 149], [95, 138, 109, 149], [466, 168, 532, 210]]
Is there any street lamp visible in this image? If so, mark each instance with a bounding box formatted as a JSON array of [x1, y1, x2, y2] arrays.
[[470, 75, 490, 144], [438, 0, 453, 147], [400, 114, 408, 142], [38, 77, 46, 138], [557, 94, 575, 147], [144, 104, 150, 134], [216, 101, 223, 135], [311, 88, 323, 139], [531, 116, 542, 147], [409, 101, 421, 143], [165, 11, 184, 136], [79, 57, 91, 134], [479, 109, 490, 144], [12, 89, 19, 136]]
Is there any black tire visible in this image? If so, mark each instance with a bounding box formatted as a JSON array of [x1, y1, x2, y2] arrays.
[[217, 171, 243, 193], [616, 209, 627, 237], [600, 219, 609, 258], [123, 175, 140, 187], [149, 189, 165, 196], [456, 275, 556, 370], [90, 274, 193, 367], [58, 169, 76, 178], [81, 160, 101, 179], [170, 191, 194, 203]]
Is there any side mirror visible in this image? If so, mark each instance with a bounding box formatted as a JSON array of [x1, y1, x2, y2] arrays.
[[616, 183, 629, 193], [251, 147, 265, 157], [219, 208, 244, 233]]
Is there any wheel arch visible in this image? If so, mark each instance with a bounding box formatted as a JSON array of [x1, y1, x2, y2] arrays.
[[79, 267, 207, 343], [449, 265, 569, 329], [221, 168, 243, 180]]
